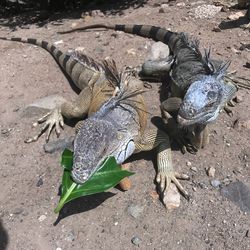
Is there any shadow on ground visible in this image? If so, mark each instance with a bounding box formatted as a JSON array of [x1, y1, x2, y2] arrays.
[[54, 192, 115, 225], [0, 219, 8, 250], [0, 0, 148, 30]]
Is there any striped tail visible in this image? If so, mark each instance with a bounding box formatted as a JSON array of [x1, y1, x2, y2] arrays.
[[0, 37, 87, 88], [58, 24, 177, 46]]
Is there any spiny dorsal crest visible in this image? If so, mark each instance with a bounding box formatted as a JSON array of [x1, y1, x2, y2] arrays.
[[71, 51, 105, 72]]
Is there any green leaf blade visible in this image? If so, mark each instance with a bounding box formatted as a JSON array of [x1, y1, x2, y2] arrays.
[[55, 153, 134, 213]]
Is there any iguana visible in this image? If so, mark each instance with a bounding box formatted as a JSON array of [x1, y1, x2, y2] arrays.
[[0, 36, 121, 142], [58, 24, 238, 152], [71, 66, 190, 203], [0, 36, 189, 202]]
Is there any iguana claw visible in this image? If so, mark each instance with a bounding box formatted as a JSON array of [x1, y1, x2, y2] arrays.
[[156, 171, 190, 200], [25, 108, 64, 143]]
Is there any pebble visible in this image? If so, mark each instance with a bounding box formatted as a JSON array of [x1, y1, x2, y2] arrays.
[[163, 183, 181, 210], [56, 248, 62, 250], [127, 48, 136, 56], [65, 231, 75, 242], [186, 161, 192, 167], [38, 214, 47, 222], [54, 40, 63, 45], [210, 179, 221, 188], [159, 4, 169, 13], [131, 236, 142, 246], [193, 5, 222, 19], [176, 2, 185, 7], [190, 166, 197, 172], [36, 177, 43, 187], [148, 41, 170, 60], [228, 12, 244, 20], [212, 26, 221, 32], [127, 204, 144, 219], [207, 167, 216, 177], [75, 47, 85, 52], [246, 230, 250, 238], [12, 207, 24, 215], [44, 136, 74, 153], [94, 46, 104, 54]]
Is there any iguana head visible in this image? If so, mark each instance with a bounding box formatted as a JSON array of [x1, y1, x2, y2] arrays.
[[177, 60, 236, 126], [177, 75, 224, 126], [71, 118, 135, 184]]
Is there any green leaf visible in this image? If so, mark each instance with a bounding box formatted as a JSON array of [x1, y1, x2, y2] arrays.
[[54, 151, 134, 213], [60, 149, 73, 170]]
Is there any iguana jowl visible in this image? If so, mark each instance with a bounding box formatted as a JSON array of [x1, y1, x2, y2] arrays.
[[59, 24, 238, 150], [0, 36, 119, 142]]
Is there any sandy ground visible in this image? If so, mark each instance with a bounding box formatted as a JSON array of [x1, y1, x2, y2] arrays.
[[0, 0, 250, 249]]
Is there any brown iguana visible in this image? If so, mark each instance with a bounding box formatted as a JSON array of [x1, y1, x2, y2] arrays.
[[0, 36, 120, 142], [0, 36, 189, 202], [58, 24, 238, 152], [70, 66, 190, 203]]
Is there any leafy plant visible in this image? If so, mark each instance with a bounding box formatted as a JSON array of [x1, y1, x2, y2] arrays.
[[54, 149, 134, 213]]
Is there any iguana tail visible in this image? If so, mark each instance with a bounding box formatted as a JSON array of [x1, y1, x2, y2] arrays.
[[58, 24, 178, 50], [0, 37, 105, 89]]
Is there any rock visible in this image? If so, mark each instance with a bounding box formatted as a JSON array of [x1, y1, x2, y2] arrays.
[[36, 177, 43, 187], [210, 179, 221, 188], [94, 46, 104, 54], [190, 166, 197, 172], [193, 5, 222, 19], [148, 41, 170, 61], [44, 136, 74, 153], [12, 208, 24, 215], [207, 167, 216, 177], [131, 236, 142, 246], [127, 48, 136, 56], [163, 183, 181, 209], [75, 47, 85, 53], [23, 95, 66, 118], [159, 4, 169, 13], [221, 181, 250, 212], [127, 204, 144, 218], [228, 12, 245, 20], [149, 190, 159, 201], [38, 214, 46, 222], [212, 26, 222, 32], [246, 230, 250, 238], [235, 119, 250, 130], [245, 62, 250, 69], [54, 40, 63, 45], [233, 92, 244, 103], [65, 231, 75, 242], [186, 161, 192, 167], [176, 2, 185, 7]]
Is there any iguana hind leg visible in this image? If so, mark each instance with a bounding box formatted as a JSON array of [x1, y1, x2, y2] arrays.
[[25, 86, 92, 143], [135, 128, 190, 201]]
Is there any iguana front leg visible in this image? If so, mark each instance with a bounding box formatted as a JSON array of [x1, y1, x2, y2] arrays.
[[161, 97, 198, 154], [135, 128, 190, 200], [25, 86, 92, 143]]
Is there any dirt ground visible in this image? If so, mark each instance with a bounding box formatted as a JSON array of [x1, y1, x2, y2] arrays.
[[0, 0, 250, 249]]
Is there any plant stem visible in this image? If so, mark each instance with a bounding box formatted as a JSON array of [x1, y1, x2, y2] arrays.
[[54, 182, 77, 213]]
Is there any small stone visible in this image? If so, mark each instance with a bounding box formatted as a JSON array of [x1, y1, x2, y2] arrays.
[[65, 231, 75, 242], [36, 177, 43, 187], [186, 161, 192, 167], [210, 179, 221, 188], [75, 47, 85, 52], [207, 167, 216, 177], [149, 190, 159, 201], [131, 236, 142, 246], [54, 40, 63, 45], [94, 46, 104, 54], [95, 32, 100, 38], [163, 183, 181, 209], [114, 221, 118, 226], [56, 248, 62, 250], [228, 12, 245, 21], [23, 54, 27, 58], [193, 4, 222, 19], [176, 2, 185, 7], [38, 214, 46, 222], [190, 166, 197, 172], [159, 4, 169, 13], [127, 204, 144, 218], [245, 62, 250, 69], [148, 41, 170, 60], [44, 136, 74, 153], [212, 26, 221, 32], [12, 208, 24, 215], [127, 48, 136, 56], [246, 230, 250, 238], [233, 93, 244, 103], [237, 119, 250, 130]]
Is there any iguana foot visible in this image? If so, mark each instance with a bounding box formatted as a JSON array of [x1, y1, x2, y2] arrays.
[[156, 170, 190, 200], [25, 108, 64, 143]]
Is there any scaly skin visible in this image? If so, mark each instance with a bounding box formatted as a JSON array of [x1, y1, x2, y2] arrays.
[[72, 68, 190, 204], [0, 37, 117, 142], [58, 24, 237, 151]]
